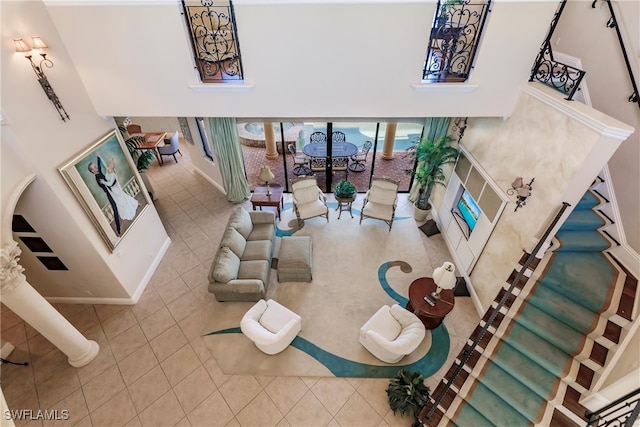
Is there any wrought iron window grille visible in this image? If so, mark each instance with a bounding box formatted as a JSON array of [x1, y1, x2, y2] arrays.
[[182, 0, 244, 83], [422, 0, 492, 83]]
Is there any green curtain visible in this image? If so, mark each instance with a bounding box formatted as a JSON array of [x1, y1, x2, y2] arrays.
[[409, 117, 451, 202], [208, 117, 251, 203]]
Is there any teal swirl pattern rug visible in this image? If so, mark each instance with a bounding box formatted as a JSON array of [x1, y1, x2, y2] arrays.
[[202, 204, 452, 378]]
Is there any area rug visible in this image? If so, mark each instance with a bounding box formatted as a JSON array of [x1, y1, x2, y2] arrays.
[[202, 202, 451, 378]]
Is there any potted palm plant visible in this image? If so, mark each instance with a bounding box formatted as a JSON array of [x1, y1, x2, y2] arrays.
[[406, 135, 459, 221], [387, 369, 430, 427]]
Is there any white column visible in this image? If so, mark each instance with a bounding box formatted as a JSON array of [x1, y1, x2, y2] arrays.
[[0, 242, 99, 367]]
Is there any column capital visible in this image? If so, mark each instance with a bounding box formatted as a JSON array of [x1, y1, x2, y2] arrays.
[[1, 241, 26, 292]]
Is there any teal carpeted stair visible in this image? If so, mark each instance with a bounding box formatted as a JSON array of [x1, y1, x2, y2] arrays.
[[430, 187, 626, 426]]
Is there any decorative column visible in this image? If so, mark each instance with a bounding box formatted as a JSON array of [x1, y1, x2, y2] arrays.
[[381, 123, 397, 160], [0, 242, 99, 367], [263, 122, 278, 160]]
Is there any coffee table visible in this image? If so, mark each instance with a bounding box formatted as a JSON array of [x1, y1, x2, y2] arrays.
[[405, 277, 455, 329], [251, 184, 283, 219]]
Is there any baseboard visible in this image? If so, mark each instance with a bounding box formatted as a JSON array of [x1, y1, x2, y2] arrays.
[[46, 236, 172, 305], [193, 167, 226, 194]]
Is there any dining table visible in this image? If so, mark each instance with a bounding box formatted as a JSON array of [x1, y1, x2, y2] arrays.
[[302, 142, 358, 158], [130, 132, 167, 166]]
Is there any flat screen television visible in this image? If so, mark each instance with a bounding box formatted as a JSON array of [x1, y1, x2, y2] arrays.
[[451, 188, 482, 239]]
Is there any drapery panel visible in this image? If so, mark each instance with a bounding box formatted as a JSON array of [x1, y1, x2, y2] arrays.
[[409, 117, 451, 202], [208, 117, 250, 203]]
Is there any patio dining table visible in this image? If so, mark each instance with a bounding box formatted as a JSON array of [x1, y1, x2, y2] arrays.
[[302, 142, 358, 158]]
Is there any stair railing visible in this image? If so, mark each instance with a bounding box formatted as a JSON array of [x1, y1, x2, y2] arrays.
[[585, 387, 640, 426], [592, 0, 640, 108], [420, 201, 571, 423]]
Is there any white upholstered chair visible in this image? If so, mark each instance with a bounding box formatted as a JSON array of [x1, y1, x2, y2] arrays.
[[359, 176, 400, 230], [359, 304, 425, 363], [291, 176, 329, 227], [240, 299, 302, 355]]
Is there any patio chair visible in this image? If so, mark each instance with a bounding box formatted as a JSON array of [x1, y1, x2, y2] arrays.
[[310, 156, 327, 174], [309, 131, 327, 143], [288, 143, 310, 176], [332, 131, 346, 142], [360, 176, 399, 231], [332, 156, 349, 179], [349, 140, 372, 172], [291, 176, 329, 227]]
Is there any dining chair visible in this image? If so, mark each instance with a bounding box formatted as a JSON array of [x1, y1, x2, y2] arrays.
[[349, 140, 372, 172], [158, 131, 182, 164], [126, 124, 142, 134], [332, 156, 349, 179], [331, 131, 346, 143], [288, 143, 310, 176], [309, 131, 327, 144], [360, 176, 400, 231], [310, 156, 327, 174]]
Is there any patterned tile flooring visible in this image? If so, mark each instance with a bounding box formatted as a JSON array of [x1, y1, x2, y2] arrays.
[[0, 139, 479, 427]]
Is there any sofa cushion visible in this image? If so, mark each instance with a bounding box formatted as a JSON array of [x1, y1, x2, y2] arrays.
[[220, 227, 247, 258], [211, 247, 240, 283], [229, 207, 253, 238], [238, 260, 270, 286], [242, 240, 272, 261], [248, 223, 275, 242]]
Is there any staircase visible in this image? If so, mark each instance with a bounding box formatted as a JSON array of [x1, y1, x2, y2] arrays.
[[420, 183, 637, 426]]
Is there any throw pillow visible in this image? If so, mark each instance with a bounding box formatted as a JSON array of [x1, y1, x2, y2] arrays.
[[212, 247, 240, 283], [229, 208, 253, 238], [220, 227, 246, 258]]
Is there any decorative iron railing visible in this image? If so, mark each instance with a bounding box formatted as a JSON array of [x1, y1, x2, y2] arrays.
[[585, 388, 640, 427], [529, 0, 586, 101], [422, 0, 492, 83], [592, 0, 639, 108], [419, 201, 571, 423], [182, 0, 243, 83]]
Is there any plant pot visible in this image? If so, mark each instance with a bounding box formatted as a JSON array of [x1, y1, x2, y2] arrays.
[[413, 204, 431, 222]]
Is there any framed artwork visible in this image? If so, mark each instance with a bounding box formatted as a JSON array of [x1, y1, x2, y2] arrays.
[[59, 129, 150, 251]]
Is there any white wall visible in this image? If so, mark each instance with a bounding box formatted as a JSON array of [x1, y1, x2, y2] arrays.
[[554, 0, 640, 255], [439, 83, 633, 310], [1, 1, 169, 302], [44, 0, 557, 118]]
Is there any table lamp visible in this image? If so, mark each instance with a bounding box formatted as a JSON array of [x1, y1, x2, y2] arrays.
[[259, 165, 275, 196], [432, 261, 456, 300]]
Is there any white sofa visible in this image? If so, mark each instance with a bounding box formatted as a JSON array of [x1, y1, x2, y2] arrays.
[[359, 304, 426, 363], [208, 207, 276, 302], [240, 299, 302, 355]]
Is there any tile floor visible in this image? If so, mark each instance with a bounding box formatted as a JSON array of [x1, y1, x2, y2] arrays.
[[1, 139, 480, 427]]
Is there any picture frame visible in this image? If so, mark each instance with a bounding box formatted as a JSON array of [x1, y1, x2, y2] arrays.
[[59, 129, 150, 251]]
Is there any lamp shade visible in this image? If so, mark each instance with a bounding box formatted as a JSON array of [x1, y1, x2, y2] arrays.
[[14, 38, 31, 53], [511, 177, 524, 189], [433, 262, 456, 291], [259, 165, 274, 183], [31, 36, 47, 50]]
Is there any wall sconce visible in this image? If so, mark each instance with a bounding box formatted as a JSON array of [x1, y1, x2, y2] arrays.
[[14, 36, 70, 122], [507, 177, 534, 212]]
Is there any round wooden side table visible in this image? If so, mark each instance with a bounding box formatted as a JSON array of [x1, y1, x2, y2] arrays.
[[405, 277, 455, 329]]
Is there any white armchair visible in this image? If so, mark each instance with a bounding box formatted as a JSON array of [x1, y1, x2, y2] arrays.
[[359, 304, 425, 363], [240, 299, 302, 355], [359, 176, 400, 231], [291, 176, 329, 227]]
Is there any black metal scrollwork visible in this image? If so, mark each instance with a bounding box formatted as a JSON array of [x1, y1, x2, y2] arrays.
[[183, 1, 243, 82], [422, 0, 491, 83]]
